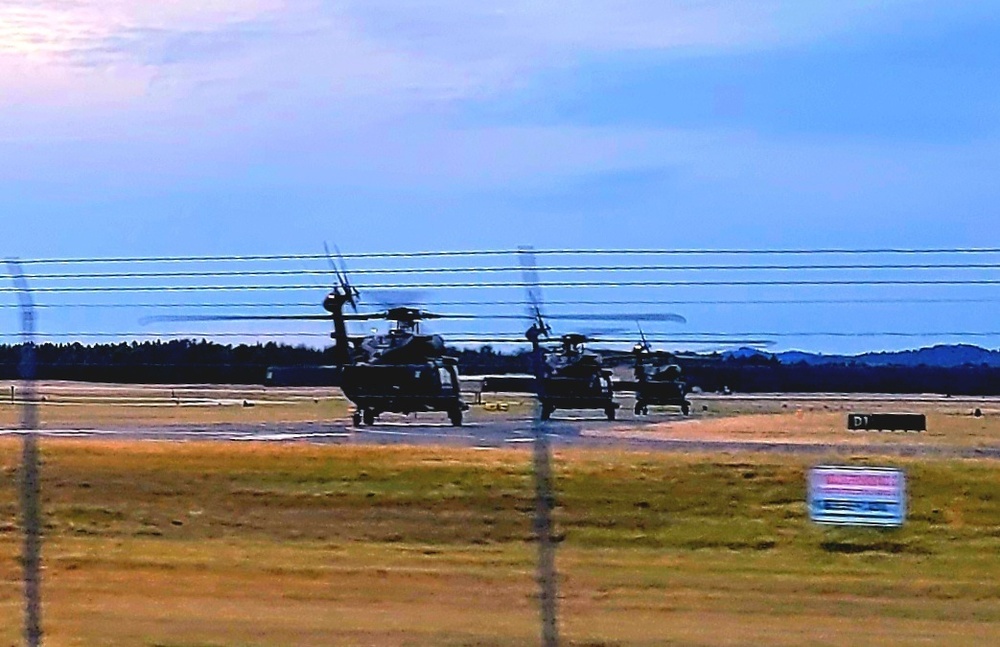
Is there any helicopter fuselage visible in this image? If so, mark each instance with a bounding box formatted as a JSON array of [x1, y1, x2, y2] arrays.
[[633, 357, 691, 415], [324, 290, 468, 426], [534, 340, 619, 420], [342, 356, 467, 420]]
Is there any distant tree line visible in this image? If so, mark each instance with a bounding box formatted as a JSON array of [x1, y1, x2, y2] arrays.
[[1, 340, 999, 394], [0, 341, 529, 385], [680, 354, 1000, 396], [0, 341, 333, 384]]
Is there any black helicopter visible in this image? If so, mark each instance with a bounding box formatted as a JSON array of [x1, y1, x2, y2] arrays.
[[526, 309, 619, 421], [154, 248, 468, 427], [325, 286, 467, 426], [518, 246, 691, 421], [629, 327, 692, 416]]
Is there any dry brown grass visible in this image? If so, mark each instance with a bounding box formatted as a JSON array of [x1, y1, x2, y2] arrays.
[[594, 397, 1000, 448], [0, 380, 352, 427], [0, 439, 996, 646]]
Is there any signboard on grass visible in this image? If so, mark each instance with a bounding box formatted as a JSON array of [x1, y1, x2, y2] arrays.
[[847, 413, 925, 432], [808, 466, 906, 527]]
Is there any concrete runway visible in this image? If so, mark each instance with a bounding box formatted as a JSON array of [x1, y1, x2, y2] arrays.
[[4, 386, 1000, 458], [4, 413, 999, 459]]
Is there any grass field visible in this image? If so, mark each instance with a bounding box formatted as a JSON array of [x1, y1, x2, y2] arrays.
[[0, 381, 353, 427], [600, 408, 1000, 448], [0, 440, 997, 646]]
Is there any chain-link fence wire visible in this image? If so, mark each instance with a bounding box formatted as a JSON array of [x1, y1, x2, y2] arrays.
[[7, 261, 42, 647]]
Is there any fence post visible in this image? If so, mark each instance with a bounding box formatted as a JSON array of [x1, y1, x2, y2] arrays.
[[8, 260, 42, 647], [519, 247, 559, 647], [532, 413, 559, 647]]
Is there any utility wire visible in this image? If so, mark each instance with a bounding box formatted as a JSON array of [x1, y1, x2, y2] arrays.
[[14, 261, 1000, 281], [14, 247, 1000, 265], [9, 279, 1000, 293], [6, 331, 1000, 339], [2, 297, 1000, 309]]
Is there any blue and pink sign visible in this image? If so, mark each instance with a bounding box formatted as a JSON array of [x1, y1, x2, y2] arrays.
[[808, 466, 907, 527]]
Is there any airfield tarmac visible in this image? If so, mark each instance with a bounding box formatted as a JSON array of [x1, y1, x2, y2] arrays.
[[3, 381, 1000, 459]]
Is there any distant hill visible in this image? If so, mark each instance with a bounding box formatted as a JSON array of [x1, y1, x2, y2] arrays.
[[724, 344, 1000, 368]]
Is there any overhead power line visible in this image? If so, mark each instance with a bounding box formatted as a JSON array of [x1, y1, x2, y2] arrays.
[[2, 297, 1000, 309], [13, 247, 1000, 266], [8, 278, 1000, 293], [6, 331, 1000, 339], [14, 261, 1000, 281]]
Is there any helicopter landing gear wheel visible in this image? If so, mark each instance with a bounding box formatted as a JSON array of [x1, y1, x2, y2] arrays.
[[362, 408, 376, 426], [605, 407, 616, 421], [634, 402, 646, 415], [540, 404, 554, 421], [351, 411, 362, 427], [448, 408, 463, 427]]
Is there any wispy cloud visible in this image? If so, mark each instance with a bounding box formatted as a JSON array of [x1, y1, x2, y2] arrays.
[[0, 1, 283, 60], [0, 0, 948, 134], [1, 0, 997, 217]]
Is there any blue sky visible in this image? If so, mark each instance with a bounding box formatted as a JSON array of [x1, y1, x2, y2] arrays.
[[2, 1, 1000, 353]]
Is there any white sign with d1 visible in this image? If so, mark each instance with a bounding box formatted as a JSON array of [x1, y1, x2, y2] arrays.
[[808, 466, 906, 527]]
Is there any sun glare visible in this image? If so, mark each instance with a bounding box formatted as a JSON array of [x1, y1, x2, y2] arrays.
[[0, 7, 105, 61]]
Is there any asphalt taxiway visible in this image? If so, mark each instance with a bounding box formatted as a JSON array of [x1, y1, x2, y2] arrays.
[[3, 415, 999, 459]]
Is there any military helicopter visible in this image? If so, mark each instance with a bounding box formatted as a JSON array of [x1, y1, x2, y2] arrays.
[[153, 248, 468, 427], [526, 308, 620, 421], [334, 305, 466, 426], [630, 326, 692, 416], [287, 253, 470, 427], [517, 245, 690, 421]]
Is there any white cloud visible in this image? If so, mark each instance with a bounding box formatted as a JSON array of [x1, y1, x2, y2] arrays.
[[0, 0, 959, 142], [1, 0, 997, 232]]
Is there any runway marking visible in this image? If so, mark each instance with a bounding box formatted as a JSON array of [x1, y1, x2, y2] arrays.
[[369, 422, 483, 429], [230, 432, 352, 441], [0, 428, 122, 436], [361, 428, 477, 440]]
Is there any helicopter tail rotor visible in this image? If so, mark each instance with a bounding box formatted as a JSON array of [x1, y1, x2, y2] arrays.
[[324, 242, 359, 312], [637, 322, 652, 353], [519, 246, 551, 339]]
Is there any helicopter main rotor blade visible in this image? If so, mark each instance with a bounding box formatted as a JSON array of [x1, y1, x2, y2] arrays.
[[143, 308, 468, 325], [445, 336, 775, 345], [350, 312, 684, 322], [142, 314, 335, 323], [370, 289, 433, 309], [145, 311, 688, 324], [545, 312, 686, 323]]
